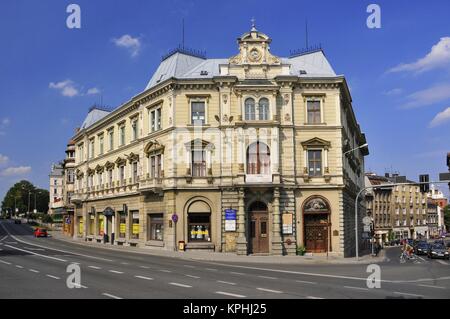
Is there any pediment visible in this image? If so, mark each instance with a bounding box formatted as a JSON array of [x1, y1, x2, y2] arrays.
[[301, 137, 331, 150], [144, 140, 165, 155]]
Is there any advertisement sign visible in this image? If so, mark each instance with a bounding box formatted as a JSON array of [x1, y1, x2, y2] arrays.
[[132, 223, 139, 235], [99, 215, 104, 236], [282, 213, 293, 235], [78, 218, 84, 234], [119, 223, 126, 234], [224, 209, 237, 232]]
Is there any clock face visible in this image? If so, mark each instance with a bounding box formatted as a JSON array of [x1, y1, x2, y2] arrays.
[[249, 48, 261, 62]]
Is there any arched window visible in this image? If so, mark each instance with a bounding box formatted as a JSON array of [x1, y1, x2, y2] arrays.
[[247, 142, 270, 175], [258, 98, 270, 120], [245, 98, 256, 120], [188, 200, 211, 242]]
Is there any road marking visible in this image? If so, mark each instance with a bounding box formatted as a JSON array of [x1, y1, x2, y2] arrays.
[[15, 265, 24, 269], [436, 260, 449, 266], [185, 275, 200, 279], [230, 272, 245, 275], [169, 282, 192, 288], [159, 269, 172, 273], [417, 256, 426, 261], [306, 296, 324, 299], [0, 248, 2, 251], [120, 262, 130, 265], [0, 260, 11, 265], [135, 275, 154, 281], [139, 265, 151, 269], [88, 266, 102, 270], [393, 291, 424, 298], [102, 293, 122, 299], [0, 235, 8, 242], [24, 247, 45, 251], [215, 291, 246, 298], [256, 288, 283, 294], [418, 284, 446, 289], [258, 275, 277, 280], [296, 280, 317, 285], [72, 283, 88, 289], [344, 286, 369, 291], [183, 265, 196, 268], [108, 270, 124, 274], [205, 268, 218, 271], [29, 269, 39, 273], [5, 245, 67, 262], [46, 275, 60, 280], [5, 241, 17, 244], [217, 281, 236, 285]]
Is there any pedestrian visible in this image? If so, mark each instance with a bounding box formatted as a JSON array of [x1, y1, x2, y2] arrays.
[[375, 242, 381, 256]]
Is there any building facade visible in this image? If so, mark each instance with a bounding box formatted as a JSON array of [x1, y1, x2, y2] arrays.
[[427, 201, 439, 238], [61, 139, 76, 235], [427, 184, 448, 234], [49, 163, 64, 217], [71, 26, 368, 257]]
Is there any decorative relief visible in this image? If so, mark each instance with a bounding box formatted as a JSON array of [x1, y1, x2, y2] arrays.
[[304, 198, 329, 212], [284, 113, 291, 122]]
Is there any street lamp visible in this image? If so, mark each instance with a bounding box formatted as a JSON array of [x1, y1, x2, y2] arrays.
[[344, 143, 368, 156]]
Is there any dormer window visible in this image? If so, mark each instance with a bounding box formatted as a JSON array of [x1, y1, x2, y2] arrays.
[[200, 70, 208, 76]]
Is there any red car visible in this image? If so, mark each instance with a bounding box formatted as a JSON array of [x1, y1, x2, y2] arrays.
[[34, 228, 48, 238]]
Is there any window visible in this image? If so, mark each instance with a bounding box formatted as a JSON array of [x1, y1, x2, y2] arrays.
[[245, 98, 256, 120], [67, 169, 74, 183], [150, 154, 162, 178], [132, 162, 138, 183], [119, 125, 125, 146], [307, 100, 321, 124], [258, 98, 269, 120], [247, 142, 270, 175], [99, 135, 104, 155], [191, 102, 205, 125], [88, 138, 95, 159], [307, 150, 322, 177], [98, 214, 104, 236], [107, 169, 113, 186], [97, 172, 103, 186], [150, 108, 162, 132], [188, 213, 211, 242], [118, 213, 126, 238], [132, 118, 138, 141], [149, 214, 163, 241], [89, 214, 95, 235], [131, 211, 139, 239], [119, 165, 125, 185], [78, 144, 84, 162], [88, 175, 93, 188], [108, 129, 114, 151], [192, 149, 206, 177]]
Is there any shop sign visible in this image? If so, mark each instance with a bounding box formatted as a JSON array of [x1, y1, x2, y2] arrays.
[[282, 213, 293, 235], [225, 209, 237, 232], [79, 218, 84, 234], [132, 223, 139, 235], [119, 223, 126, 234]]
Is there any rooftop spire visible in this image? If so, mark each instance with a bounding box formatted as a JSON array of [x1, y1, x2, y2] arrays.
[[250, 17, 257, 31]]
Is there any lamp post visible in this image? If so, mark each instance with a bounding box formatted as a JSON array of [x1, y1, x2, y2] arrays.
[[27, 191, 31, 223]]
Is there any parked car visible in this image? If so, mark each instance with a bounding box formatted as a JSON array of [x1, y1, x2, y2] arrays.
[[14, 219, 21, 224], [33, 228, 48, 238], [427, 243, 450, 259], [414, 242, 429, 255]]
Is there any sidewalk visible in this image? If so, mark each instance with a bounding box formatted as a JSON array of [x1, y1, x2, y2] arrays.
[[49, 230, 387, 265]]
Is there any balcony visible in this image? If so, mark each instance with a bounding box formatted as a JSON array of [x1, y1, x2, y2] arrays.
[[245, 174, 272, 184], [139, 174, 163, 195]]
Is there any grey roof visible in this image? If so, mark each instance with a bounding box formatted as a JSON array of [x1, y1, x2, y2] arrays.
[[80, 107, 111, 130], [144, 50, 336, 91], [49, 163, 64, 177]]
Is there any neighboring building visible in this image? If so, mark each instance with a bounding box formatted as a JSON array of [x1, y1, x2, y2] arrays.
[[427, 184, 448, 234], [70, 25, 368, 257], [62, 139, 76, 236], [427, 201, 439, 238], [49, 163, 64, 217], [365, 174, 393, 244]]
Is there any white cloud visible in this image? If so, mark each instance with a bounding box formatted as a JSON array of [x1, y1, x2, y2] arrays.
[[49, 79, 79, 97], [388, 37, 450, 74], [0, 166, 32, 177], [87, 87, 101, 95], [429, 107, 450, 128], [383, 88, 403, 96], [112, 34, 141, 57], [402, 83, 450, 109], [0, 154, 8, 165], [1, 118, 10, 126]]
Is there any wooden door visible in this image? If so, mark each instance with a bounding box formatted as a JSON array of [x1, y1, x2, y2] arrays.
[[250, 211, 269, 254], [304, 214, 329, 253]]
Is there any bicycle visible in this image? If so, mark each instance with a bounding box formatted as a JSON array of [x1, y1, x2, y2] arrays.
[[399, 251, 416, 263]]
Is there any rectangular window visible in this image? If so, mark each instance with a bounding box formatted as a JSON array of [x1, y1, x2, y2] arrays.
[[188, 213, 211, 242], [78, 144, 84, 162], [108, 130, 114, 151], [307, 100, 321, 124], [131, 211, 139, 239], [108, 169, 113, 186], [132, 119, 138, 141], [99, 135, 104, 155], [308, 150, 322, 177], [119, 166, 125, 184], [119, 125, 125, 146], [191, 101, 205, 125], [150, 154, 162, 178], [89, 138, 95, 159], [150, 108, 162, 132], [118, 213, 126, 238], [97, 173, 102, 186], [156, 108, 161, 130], [98, 214, 104, 236], [89, 214, 95, 236], [132, 162, 138, 183], [149, 214, 164, 241], [192, 150, 206, 177]]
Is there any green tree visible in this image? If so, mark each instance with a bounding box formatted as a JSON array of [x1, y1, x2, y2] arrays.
[[1, 180, 49, 215]]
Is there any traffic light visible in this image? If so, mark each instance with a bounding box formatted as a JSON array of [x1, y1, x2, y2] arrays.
[[419, 174, 430, 193]]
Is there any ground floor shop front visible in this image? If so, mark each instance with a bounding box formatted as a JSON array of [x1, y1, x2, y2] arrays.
[[73, 187, 362, 257]]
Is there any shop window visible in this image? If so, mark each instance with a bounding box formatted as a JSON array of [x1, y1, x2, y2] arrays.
[[149, 214, 164, 241], [131, 211, 139, 239], [118, 213, 126, 238], [188, 213, 211, 242], [89, 214, 95, 235], [98, 214, 104, 236], [78, 217, 84, 235]]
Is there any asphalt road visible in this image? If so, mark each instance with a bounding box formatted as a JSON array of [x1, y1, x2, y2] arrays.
[[0, 220, 449, 299]]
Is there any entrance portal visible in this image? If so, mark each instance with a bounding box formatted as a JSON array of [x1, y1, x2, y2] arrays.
[[249, 201, 269, 254], [303, 197, 331, 253]]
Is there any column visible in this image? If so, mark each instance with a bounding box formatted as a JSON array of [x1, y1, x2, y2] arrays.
[[236, 188, 247, 255], [272, 188, 283, 255]]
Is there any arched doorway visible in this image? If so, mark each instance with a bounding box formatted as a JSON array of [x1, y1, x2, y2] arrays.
[[187, 200, 212, 243], [248, 201, 269, 254], [303, 197, 331, 253]]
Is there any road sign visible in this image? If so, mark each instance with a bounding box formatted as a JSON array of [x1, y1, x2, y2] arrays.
[[363, 225, 371, 232], [362, 216, 372, 226], [171, 214, 178, 223], [362, 232, 371, 239]]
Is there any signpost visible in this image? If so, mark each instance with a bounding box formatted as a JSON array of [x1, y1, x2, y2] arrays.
[[172, 214, 178, 251]]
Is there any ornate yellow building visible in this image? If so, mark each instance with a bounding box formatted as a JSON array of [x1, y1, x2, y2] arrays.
[[71, 26, 368, 257]]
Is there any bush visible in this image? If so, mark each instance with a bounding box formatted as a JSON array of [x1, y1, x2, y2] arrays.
[[296, 245, 306, 256]]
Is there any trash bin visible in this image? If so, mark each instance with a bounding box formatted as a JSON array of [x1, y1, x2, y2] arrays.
[[178, 241, 185, 251]]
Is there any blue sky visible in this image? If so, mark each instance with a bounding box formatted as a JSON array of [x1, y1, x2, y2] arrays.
[[0, 0, 449, 202]]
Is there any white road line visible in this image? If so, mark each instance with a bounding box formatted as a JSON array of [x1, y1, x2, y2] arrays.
[[29, 269, 39, 273], [344, 286, 369, 291], [5, 245, 67, 262], [72, 283, 88, 288], [169, 282, 192, 288], [296, 280, 317, 285], [88, 266, 102, 270], [185, 275, 200, 279], [418, 284, 446, 289], [108, 270, 124, 274], [205, 268, 218, 271], [393, 291, 424, 298], [258, 275, 277, 280], [230, 272, 245, 275], [0, 260, 11, 265], [159, 269, 172, 273], [5, 241, 17, 244], [306, 296, 324, 299], [139, 265, 150, 269], [436, 260, 449, 266], [215, 291, 246, 298], [217, 281, 236, 285], [135, 275, 154, 281], [183, 265, 196, 268], [15, 265, 24, 269], [417, 256, 426, 261], [120, 262, 130, 265], [0, 235, 8, 242], [257, 288, 283, 294], [46, 275, 60, 280], [102, 293, 122, 299], [24, 247, 45, 251], [0, 248, 2, 251]]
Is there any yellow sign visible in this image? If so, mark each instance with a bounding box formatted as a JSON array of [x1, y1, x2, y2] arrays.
[[119, 223, 126, 234], [79, 218, 84, 234], [99, 215, 104, 236], [132, 224, 139, 235]]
